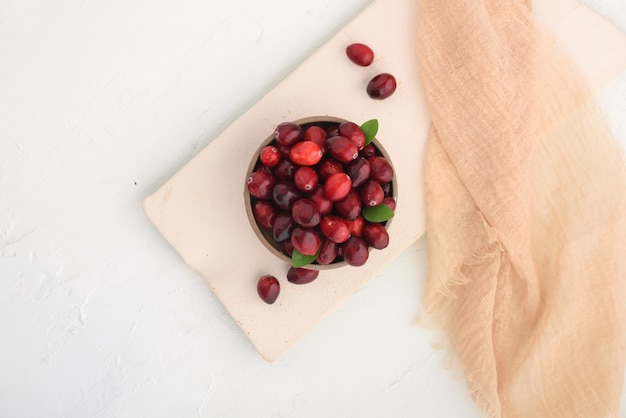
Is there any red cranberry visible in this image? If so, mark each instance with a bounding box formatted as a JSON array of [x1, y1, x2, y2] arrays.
[[359, 143, 377, 158], [316, 239, 338, 265], [273, 159, 297, 181], [334, 189, 362, 220], [294, 166, 319, 192], [363, 223, 389, 250], [381, 182, 392, 196], [272, 212, 295, 242], [287, 267, 319, 285], [283, 239, 295, 256], [327, 136, 359, 163], [257, 275, 280, 304], [275, 122, 303, 146], [346, 43, 374, 66], [320, 215, 351, 243], [368, 156, 394, 183], [272, 182, 301, 210], [247, 171, 277, 199], [275, 143, 291, 158], [255, 162, 273, 174], [342, 237, 369, 266], [253, 200, 277, 229], [259, 145, 281, 167], [324, 172, 352, 201], [346, 158, 371, 188], [289, 141, 323, 166], [367, 73, 397, 100], [383, 196, 396, 211], [291, 227, 322, 256], [291, 198, 321, 228], [304, 126, 328, 153], [339, 122, 366, 149], [360, 180, 384, 207], [317, 158, 344, 181], [309, 187, 333, 216], [326, 124, 340, 137], [345, 215, 364, 237]]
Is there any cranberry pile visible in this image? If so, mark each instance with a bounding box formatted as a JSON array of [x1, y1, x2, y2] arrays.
[[247, 118, 396, 304]]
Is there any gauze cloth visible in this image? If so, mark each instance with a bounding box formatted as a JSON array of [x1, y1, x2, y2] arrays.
[[416, 0, 626, 416]]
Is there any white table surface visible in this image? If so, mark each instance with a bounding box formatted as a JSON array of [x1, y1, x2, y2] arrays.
[[1, 1, 625, 417]]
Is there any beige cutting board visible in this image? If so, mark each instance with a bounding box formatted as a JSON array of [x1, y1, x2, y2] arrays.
[[143, 0, 626, 362]]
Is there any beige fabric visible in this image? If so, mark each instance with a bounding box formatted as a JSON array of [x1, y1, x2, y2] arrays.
[[416, 0, 626, 417]]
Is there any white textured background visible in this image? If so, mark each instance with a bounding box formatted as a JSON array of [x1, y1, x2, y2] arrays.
[[1, 1, 624, 417]]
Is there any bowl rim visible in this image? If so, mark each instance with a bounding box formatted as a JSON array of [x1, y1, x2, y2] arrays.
[[244, 115, 397, 270]]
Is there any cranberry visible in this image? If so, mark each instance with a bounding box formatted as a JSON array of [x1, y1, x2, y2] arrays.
[[275, 144, 291, 158], [327, 136, 359, 163], [247, 171, 277, 199], [363, 223, 389, 250], [383, 196, 396, 211], [275, 122, 303, 146], [342, 237, 369, 266], [360, 180, 384, 207], [345, 215, 364, 237], [339, 122, 366, 149], [346, 43, 374, 66], [287, 267, 319, 285], [273, 159, 297, 181], [272, 212, 295, 242], [255, 162, 273, 174], [289, 141, 323, 166], [316, 239, 338, 265], [253, 200, 277, 229], [291, 198, 321, 228], [381, 182, 391, 196], [324, 172, 352, 201], [334, 189, 362, 220], [257, 275, 280, 304], [259, 145, 281, 167], [367, 73, 397, 100], [272, 182, 301, 210], [291, 227, 322, 256], [346, 158, 371, 188], [326, 124, 340, 137], [320, 215, 351, 243], [304, 125, 328, 153], [317, 158, 344, 181], [294, 166, 319, 192], [368, 156, 394, 183], [359, 143, 377, 158], [283, 239, 295, 256], [309, 187, 333, 216]]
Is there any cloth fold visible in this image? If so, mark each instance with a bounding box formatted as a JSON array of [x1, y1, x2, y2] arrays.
[[416, 0, 626, 416]]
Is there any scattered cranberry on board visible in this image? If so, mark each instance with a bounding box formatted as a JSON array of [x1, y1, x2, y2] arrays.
[[346, 43, 374, 66]]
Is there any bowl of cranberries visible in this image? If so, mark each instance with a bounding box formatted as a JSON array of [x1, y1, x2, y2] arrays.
[[245, 116, 396, 271]]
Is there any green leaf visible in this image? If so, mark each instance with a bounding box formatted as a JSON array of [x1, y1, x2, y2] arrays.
[[292, 248, 320, 268], [362, 203, 395, 223], [361, 119, 379, 146]]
